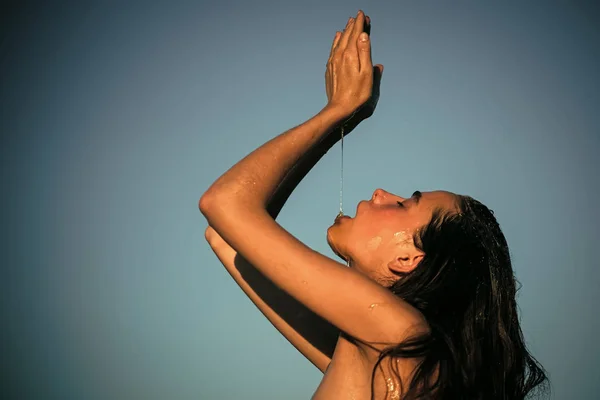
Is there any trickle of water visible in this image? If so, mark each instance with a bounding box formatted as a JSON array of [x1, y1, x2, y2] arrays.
[[338, 125, 345, 218], [340, 126, 350, 267]]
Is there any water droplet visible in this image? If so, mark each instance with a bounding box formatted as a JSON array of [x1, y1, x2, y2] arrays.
[[387, 377, 400, 399]]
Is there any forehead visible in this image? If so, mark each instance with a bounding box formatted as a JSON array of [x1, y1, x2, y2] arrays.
[[420, 190, 459, 210]]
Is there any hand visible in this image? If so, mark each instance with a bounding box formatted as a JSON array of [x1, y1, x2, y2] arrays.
[[325, 10, 384, 124]]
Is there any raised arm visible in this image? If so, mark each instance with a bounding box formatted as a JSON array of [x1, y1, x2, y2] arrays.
[[204, 125, 346, 372], [201, 15, 378, 371], [202, 12, 377, 372], [200, 11, 425, 348]]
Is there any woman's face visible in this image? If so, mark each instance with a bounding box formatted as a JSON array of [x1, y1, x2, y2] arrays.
[[327, 189, 458, 286]]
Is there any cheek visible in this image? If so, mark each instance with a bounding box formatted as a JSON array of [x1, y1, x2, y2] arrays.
[[366, 236, 382, 251], [353, 215, 394, 244], [346, 225, 375, 254]]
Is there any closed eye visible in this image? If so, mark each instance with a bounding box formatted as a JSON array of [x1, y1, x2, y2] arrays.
[[412, 191, 422, 204], [397, 201, 404, 208]]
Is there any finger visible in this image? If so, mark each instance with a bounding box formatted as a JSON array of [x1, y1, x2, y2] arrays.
[[361, 16, 373, 71], [328, 31, 341, 64], [357, 31, 372, 74], [374, 64, 383, 86], [371, 64, 383, 104], [337, 16, 355, 51], [325, 67, 330, 100], [349, 10, 366, 47]]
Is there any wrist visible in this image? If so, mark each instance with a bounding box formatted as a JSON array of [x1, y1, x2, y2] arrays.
[[320, 104, 351, 126]]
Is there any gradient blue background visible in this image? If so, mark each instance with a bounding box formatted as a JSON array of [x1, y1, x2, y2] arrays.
[[2, 1, 599, 399]]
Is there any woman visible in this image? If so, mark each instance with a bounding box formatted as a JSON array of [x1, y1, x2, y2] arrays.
[[200, 10, 548, 399]]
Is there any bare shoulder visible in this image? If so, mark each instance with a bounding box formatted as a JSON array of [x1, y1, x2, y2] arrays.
[[356, 299, 430, 352]]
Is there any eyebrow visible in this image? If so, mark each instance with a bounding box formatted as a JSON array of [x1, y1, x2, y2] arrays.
[[412, 191, 422, 204]]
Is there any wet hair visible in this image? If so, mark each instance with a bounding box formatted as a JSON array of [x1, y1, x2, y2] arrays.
[[370, 195, 549, 399]]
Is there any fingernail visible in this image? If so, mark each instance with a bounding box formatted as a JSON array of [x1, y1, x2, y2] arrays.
[[360, 32, 368, 41]]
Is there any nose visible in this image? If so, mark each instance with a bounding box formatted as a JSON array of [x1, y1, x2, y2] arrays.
[[371, 188, 385, 202], [371, 188, 405, 204]]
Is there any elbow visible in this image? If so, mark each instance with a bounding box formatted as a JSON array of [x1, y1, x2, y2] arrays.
[[198, 194, 209, 215], [200, 193, 227, 248], [199, 193, 230, 240], [198, 191, 218, 216]]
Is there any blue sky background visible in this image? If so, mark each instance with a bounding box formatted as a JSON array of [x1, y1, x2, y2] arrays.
[[2, 1, 599, 399]]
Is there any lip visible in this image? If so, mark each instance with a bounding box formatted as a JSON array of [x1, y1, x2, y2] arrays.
[[334, 214, 350, 223]]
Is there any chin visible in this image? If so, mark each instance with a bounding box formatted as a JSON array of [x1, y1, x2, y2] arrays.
[[326, 227, 347, 262], [326, 225, 335, 246], [326, 227, 336, 251]]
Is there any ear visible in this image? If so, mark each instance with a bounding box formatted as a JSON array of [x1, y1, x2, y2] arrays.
[[387, 249, 424, 274]]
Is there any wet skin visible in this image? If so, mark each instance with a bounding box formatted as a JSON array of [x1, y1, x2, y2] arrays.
[[327, 189, 459, 286]]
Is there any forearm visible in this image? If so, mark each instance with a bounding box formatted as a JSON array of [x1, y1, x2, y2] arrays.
[[205, 227, 338, 370], [267, 119, 347, 218], [200, 105, 347, 211]]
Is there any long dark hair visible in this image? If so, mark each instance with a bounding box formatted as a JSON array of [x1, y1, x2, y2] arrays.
[[371, 195, 549, 399]]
